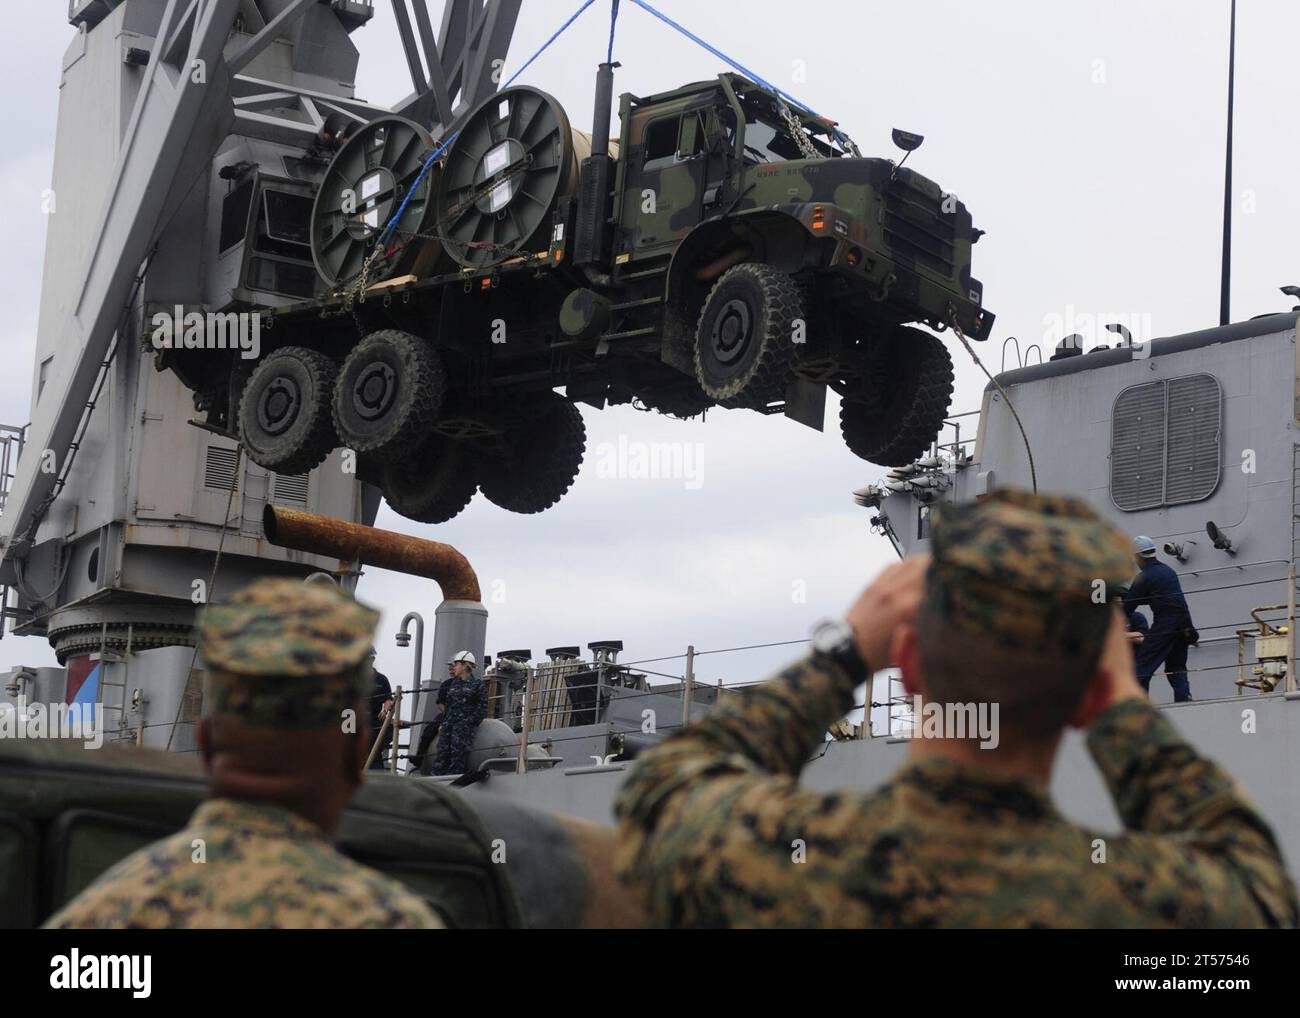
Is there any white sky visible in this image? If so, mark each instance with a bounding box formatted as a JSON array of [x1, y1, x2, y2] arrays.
[[2, 0, 1298, 709]]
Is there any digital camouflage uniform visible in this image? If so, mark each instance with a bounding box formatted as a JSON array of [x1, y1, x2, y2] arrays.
[[431, 670, 488, 776], [613, 490, 1300, 928], [44, 578, 442, 929]]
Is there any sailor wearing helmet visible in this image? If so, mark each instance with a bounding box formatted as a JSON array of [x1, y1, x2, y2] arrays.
[[430, 650, 488, 776], [1123, 536, 1196, 702]]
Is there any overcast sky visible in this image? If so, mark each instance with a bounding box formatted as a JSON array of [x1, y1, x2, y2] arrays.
[[2, 0, 1297, 707]]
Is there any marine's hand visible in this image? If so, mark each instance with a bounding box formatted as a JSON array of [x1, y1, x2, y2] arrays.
[[845, 556, 929, 668]]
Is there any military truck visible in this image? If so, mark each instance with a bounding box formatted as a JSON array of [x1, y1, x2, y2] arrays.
[[162, 64, 993, 523]]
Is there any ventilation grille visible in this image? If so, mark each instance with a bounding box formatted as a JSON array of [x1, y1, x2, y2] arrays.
[[1111, 374, 1221, 511], [272, 472, 309, 506], [1110, 382, 1166, 511], [1165, 374, 1222, 503], [203, 446, 239, 492]]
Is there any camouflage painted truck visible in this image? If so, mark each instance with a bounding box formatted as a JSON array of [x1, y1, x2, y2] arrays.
[[163, 64, 994, 523]]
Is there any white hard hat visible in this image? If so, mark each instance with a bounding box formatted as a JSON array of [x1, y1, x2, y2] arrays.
[[450, 650, 477, 667]]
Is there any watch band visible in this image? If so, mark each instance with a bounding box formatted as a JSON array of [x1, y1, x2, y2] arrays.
[[811, 619, 869, 685]]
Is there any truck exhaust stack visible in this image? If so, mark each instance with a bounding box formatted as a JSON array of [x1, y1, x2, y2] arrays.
[[573, 62, 619, 266]]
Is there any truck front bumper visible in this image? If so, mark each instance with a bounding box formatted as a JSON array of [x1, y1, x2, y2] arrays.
[[795, 203, 995, 342]]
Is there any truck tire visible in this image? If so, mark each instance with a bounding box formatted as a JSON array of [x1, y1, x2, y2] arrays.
[[479, 395, 586, 514], [839, 327, 954, 467], [693, 263, 802, 408], [238, 346, 339, 474], [333, 330, 445, 459], [380, 436, 478, 524]]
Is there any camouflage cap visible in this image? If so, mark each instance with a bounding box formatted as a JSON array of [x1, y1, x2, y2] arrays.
[[925, 488, 1134, 659], [198, 578, 379, 729]]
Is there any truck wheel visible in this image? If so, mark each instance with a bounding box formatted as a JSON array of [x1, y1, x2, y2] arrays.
[[839, 327, 954, 466], [693, 263, 802, 408], [381, 436, 477, 524], [238, 346, 339, 474], [333, 330, 445, 459], [479, 395, 586, 514]]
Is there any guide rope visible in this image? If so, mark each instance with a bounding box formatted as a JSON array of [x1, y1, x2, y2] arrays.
[[948, 309, 1038, 493], [166, 443, 243, 750]]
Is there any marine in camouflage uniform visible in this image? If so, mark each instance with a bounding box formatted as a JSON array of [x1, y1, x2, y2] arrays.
[[44, 578, 441, 929], [613, 490, 1300, 928], [431, 654, 488, 777]]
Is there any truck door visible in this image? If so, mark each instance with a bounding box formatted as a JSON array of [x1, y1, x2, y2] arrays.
[[621, 104, 726, 259]]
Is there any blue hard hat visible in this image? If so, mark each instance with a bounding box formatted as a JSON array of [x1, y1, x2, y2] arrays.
[[1133, 535, 1157, 557]]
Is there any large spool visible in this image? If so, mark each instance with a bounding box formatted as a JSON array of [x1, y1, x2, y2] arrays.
[[310, 115, 445, 290], [436, 86, 582, 269]]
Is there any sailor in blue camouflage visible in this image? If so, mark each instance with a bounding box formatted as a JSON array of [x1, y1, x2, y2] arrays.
[[44, 578, 442, 929], [613, 489, 1300, 928], [431, 651, 488, 776]]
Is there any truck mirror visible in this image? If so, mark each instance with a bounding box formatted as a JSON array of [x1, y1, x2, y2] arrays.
[[677, 115, 699, 159], [891, 128, 924, 152]]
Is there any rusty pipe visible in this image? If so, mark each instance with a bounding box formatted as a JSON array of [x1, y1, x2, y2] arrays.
[[263, 506, 481, 602]]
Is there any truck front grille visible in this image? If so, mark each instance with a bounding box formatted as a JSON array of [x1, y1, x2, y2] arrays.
[[882, 182, 957, 278]]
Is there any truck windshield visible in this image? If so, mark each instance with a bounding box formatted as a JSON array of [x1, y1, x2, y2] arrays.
[[742, 114, 807, 163], [735, 98, 841, 163]]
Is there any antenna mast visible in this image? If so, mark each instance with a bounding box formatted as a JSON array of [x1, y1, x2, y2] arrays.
[[1219, 0, 1236, 326]]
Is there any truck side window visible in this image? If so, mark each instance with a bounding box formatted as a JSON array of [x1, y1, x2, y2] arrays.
[[642, 117, 679, 170]]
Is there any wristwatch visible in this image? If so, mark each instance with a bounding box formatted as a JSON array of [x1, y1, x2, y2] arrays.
[[810, 618, 869, 683]]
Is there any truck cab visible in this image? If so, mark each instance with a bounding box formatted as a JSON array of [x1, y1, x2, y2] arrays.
[[614, 73, 990, 344]]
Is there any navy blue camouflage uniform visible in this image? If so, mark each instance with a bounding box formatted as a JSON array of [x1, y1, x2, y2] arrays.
[[431, 672, 488, 776], [1124, 558, 1194, 701], [367, 669, 393, 770], [408, 680, 450, 774]]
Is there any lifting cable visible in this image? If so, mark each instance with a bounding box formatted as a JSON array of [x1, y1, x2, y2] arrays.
[[379, 0, 853, 249], [623, 0, 859, 153], [607, 0, 620, 64]]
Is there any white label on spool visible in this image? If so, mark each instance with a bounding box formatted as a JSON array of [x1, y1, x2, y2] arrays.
[[488, 180, 514, 212], [483, 142, 510, 176], [483, 142, 514, 211]]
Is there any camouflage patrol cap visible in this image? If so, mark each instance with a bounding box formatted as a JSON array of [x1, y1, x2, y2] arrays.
[[199, 578, 379, 728], [925, 488, 1133, 659]]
